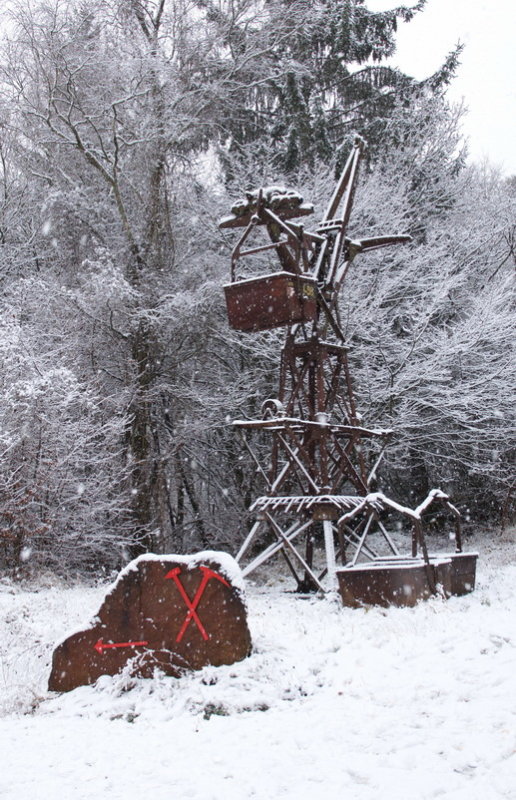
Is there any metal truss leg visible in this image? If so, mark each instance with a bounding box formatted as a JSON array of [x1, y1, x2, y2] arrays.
[[235, 520, 263, 563], [241, 518, 313, 577], [323, 519, 337, 589]]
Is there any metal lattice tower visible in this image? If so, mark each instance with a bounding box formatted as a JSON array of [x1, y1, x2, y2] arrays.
[[220, 139, 470, 596]]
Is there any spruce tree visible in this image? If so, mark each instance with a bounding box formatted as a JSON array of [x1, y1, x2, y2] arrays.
[[209, 0, 461, 174]]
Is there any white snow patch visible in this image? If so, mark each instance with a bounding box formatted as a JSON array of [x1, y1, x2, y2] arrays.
[[0, 533, 515, 799]]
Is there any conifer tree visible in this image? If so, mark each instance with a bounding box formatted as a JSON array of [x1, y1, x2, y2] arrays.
[[211, 0, 461, 173]]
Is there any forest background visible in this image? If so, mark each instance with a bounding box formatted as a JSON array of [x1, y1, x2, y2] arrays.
[[0, 0, 513, 574]]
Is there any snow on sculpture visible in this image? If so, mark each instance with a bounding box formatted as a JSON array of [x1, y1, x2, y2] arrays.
[[220, 137, 477, 606]]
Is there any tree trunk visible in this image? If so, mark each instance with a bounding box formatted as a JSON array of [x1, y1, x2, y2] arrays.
[[127, 318, 160, 557]]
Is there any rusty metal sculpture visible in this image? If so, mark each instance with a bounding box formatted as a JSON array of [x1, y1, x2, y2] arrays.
[[220, 138, 477, 606]]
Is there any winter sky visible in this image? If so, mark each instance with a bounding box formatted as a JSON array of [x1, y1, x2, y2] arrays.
[[368, 0, 516, 176]]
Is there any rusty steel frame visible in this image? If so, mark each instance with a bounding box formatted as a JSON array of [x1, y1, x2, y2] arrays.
[[221, 138, 469, 597]]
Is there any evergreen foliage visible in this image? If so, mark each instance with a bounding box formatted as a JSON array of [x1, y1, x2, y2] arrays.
[[206, 0, 461, 174]]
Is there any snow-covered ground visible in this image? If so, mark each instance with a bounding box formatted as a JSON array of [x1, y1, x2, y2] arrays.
[[1, 531, 515, 800]]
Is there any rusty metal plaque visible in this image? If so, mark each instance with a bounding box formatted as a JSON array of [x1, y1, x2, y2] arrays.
[[49, 553, 252, 692]]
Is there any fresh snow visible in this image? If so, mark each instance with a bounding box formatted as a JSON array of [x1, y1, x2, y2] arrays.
[[108, 550, 246, 595], [1, 531, 515, 799]]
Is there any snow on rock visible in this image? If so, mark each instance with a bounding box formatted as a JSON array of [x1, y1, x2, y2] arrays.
[[0, 531, 515, 799], [114, 550, 247, 595]]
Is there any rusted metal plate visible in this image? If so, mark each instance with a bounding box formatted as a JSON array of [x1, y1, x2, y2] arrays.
[[434, 559, 453, 597], [336, 558, 453, 608], [445, 552, 478, 595], [224, 272, 317, 332], [49, 553, 252, 693]]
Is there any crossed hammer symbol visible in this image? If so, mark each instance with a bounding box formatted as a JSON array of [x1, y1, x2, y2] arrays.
[[165, 565, 230, 643]]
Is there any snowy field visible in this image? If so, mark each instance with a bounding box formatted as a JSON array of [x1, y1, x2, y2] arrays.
[[1, 531, 515, 800]]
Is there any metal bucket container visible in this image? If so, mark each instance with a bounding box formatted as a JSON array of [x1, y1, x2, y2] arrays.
[[224, 272, 317, 332], [336, 557, 453, 608]]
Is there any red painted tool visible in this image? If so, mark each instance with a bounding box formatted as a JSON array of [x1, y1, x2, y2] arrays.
[[166, 565, 230, 642]]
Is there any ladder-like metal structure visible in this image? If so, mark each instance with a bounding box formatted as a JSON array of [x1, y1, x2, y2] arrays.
[[220, 139, 470, 596]]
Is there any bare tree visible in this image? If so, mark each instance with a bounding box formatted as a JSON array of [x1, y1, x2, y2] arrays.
[[0, 0, 301, 560]]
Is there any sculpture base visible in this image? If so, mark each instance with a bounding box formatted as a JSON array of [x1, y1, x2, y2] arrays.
[[336, 552, 477, 608]]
